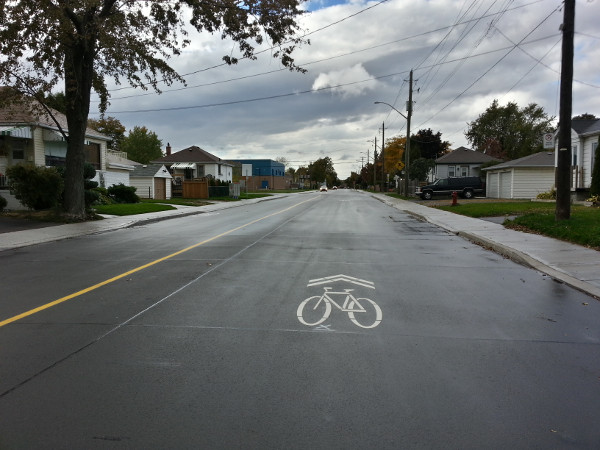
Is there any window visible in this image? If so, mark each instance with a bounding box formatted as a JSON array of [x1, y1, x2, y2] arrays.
[[218, 164, 222, 175], [12, 140, 25, 160], [448, 166, 455, 177], [572, 145, 578, 166], [461, 166, 468, 177], [84, 142, 100, 169]]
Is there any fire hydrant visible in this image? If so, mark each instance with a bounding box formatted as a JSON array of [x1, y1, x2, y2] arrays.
[[451, 191, 458, 206]]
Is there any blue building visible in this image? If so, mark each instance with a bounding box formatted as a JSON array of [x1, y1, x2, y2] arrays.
[[229, 159, 286, 189]]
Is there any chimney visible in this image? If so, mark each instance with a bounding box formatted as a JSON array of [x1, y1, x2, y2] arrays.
[[166, 142, 171, 156]]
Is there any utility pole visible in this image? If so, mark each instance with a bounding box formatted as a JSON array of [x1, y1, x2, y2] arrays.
[[556, 0, 575, 221], [381, 122, 385, 192], [404, 69, 413, 197], [373, 137, 377, 188]]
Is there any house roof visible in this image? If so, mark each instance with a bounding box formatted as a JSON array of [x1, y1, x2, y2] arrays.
[[482, 151, 555, 170], [131, 163, 171, 178], [571, 118, 600, 136], [154, 146, 232, 166], [435, 146, 501, 164], [0, 90, 109, 141]]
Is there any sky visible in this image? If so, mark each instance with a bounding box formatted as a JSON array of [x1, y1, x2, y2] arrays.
[[91, 0, 600, 180]]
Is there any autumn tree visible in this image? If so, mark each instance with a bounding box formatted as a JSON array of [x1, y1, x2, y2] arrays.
[[121, 126, 163, 164], [87, 116, 126, 151], [383, 136, 406, 176], [465, 100, 554, 160], [0, 1, 307, 219]]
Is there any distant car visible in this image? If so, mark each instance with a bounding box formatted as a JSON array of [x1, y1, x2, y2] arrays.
[[415, 176, 484, 200], [319, 185, 328, 192], [332, 186, 338, 190]]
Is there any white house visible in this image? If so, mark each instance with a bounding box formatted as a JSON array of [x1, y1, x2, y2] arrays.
[[0, 93, 138, 191], [130, 164, 172, 199], [153, 145, 233, 183], [558, 118, 600, 192], [483, 152, 555, 199]]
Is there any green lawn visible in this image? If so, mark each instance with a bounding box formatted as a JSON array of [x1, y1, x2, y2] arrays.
[[436, 201, 561, 217], [507, 209, 600, 249], [435, 201, 599, 250], [93, 203, 176, 215]]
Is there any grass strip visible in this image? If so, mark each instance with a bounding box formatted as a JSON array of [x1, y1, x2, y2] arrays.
[[506, 209, 600, 249], [94, 203, 176, 216]]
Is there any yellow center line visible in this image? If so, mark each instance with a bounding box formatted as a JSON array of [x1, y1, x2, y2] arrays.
[[0, 196, 317, 328]]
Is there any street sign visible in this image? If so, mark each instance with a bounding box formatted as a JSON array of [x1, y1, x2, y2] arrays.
[[543, 133, 554, 149]]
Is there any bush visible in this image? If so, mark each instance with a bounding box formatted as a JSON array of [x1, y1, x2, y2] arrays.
[[536, 188, 556, 200], [107, 183, 139, 203], [6, 164, 64, 210], [0, 194, 7, 211]]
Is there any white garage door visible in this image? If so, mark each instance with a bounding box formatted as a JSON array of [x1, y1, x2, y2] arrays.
[[487, 173, 499, 198], [500, 171, 512, 198]]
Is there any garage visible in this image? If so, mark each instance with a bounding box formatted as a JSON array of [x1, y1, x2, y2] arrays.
[[130, 164, 172, 199], [483, 152, 555, 199]]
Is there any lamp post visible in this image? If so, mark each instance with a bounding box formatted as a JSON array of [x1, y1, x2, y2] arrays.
[[374, 100, 411, 195]]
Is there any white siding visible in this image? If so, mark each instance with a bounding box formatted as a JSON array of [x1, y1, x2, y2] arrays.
[[33, 127, 45, 165], [98, 170, 129, 189], [130, 177, 153, 198], [487, 172, 499, 198], [499, 171, 512, 198], [512, 168, 555, 198]]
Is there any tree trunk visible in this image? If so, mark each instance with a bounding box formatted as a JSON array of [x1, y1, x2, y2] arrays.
[[62, 25, 96, 220]]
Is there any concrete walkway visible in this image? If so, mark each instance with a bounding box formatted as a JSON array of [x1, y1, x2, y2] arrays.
[[1, 192, 599, 299]]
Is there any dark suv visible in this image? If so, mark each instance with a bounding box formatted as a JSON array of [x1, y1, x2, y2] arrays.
[[415, 176, 484, 200]]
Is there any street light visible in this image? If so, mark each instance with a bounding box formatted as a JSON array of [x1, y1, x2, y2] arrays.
[[374, 100, 412, 195]]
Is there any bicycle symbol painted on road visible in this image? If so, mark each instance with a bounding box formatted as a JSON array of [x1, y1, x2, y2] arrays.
[[297, 287, 382, 329]]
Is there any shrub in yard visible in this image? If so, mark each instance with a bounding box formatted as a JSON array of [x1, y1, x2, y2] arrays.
[[536, 188, 556, 200], [6, 164, 64, 210], [83, 164, 100, 209], [107, 183, 139, 203], [0, 194, 7, 211]]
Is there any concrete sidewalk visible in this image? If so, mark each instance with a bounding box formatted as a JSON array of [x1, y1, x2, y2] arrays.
[[2, 192, 599, 299], [0, 196, 275, 252], [374, 194, 600, 299]]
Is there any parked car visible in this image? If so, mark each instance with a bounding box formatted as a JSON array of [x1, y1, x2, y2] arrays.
[[415, 176, 484, 200], [319, 185, 328, 192]]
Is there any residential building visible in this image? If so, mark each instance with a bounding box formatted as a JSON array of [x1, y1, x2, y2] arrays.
[[154, 145, 233, 183], [483, 152, 555, 199], [434, 146, 501, 179], [560, 117, 600, 193]]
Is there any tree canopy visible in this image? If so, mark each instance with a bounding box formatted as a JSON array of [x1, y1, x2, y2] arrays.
[[0, 1, 307, 218], [87, 116, 126, 151], [308, 157, 337, 187], [465, 99, 554, 160], [121, 126, 163, 164], [411, 128, 450, 160]]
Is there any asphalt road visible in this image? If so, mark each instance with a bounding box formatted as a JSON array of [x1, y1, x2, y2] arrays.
[[1, 190, 599, 449]]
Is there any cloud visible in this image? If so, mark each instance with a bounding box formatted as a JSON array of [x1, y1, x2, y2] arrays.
[[312, 64, 379, 97], [92, 0, 599, 179]]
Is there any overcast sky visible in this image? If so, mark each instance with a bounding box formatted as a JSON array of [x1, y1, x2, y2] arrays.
[[91, 0, 600, 179]]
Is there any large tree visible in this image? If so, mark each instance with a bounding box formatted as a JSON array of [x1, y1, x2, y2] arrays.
[[121, 126, 163, 164], [411, 128, 450, 160], [308, 157, 337, 188], [465, 100, 554, 160], [0, 1, 307, 219]]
